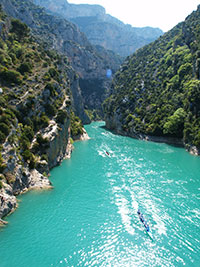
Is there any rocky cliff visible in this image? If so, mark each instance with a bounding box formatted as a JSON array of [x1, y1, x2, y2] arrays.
[[33, 0, 163, 57], [1, 0, 122, 117], [0, 9, 88, 221], [32, 0, 106, 19]]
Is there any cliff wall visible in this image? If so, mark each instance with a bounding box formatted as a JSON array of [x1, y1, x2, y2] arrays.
[[33, 0, 163, 57], [0, 8, 88, 221], [2, 0, 122, 116]]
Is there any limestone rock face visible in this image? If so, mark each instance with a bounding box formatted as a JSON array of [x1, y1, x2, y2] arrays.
[[1, 0, 122, 115], [33, 0, 105, 18], [73, 127, 90, 141], [33, 0, 163, 57], [0, 183, 17, 220], [0, 117, 72, 220], [105, 112, 124, 135], [187, 145, 200, 156], [43, 119, 71, 168], [67, 68, 90, 124]]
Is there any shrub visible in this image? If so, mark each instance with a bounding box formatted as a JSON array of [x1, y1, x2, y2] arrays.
[[18, 62, 32, 74], [10, 19, 30, 39], [9, 53, 17, 64], [65, 98, 71, 107], [45, 82, 56, 96], [194, 131, 200, 148], [31, 142, 40, 154], [29, 158, 36, 169], [178, 63, 192, 79], [163, 108, 186, 137], [40, 114, 49, 128], [0, 130, 6, 143], [48, 67, 59, 80], [56, 110, 68, 124], [32, 115, 41, 131], [45, 104, 57, 116], [0, 114, 12, 125], [70, 112, 83, 137], [22, 125, 34, 142], [0, 122, 10, 136], [41, 154, 48, 162], [36, 134, 49, 148], [15, 47, 24, 59], [22, 150, 33, 162], [0, 96, 6, 107], [4, 108, 16, 120], [43, 72, 51, 81], [43, 62, 48, 68], [19, 136, 30, 151], [0, 153, 6, 172], [0, 68, 22, 84], [0, 54, 9, 66]]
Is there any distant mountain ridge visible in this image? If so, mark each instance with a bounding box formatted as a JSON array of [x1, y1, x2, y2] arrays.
[[33, 0, 163, 57]]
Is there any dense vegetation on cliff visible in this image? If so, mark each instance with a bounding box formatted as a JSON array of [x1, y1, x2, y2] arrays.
[[1, 0, 122, 119], [0, 7, 83, 189], [104, 6, 200, 151]]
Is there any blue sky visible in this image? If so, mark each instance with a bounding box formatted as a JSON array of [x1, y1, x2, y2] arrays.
[[68, 0, 199, 32]]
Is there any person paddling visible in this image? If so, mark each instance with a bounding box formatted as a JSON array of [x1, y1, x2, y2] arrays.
[[145, 224, 150, 232]]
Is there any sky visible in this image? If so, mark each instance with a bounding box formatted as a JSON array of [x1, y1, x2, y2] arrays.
[[68, 0, 199, 32]]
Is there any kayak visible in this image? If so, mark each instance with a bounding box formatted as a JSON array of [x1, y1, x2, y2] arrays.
[[105, 151, 110, 157], [137, 209, 153, 239]]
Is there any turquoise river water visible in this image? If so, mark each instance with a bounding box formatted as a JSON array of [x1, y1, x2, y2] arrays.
[[0, 121, 200, 267]]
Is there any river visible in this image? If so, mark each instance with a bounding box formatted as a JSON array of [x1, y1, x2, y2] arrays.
[[0, 121, 200, 266]]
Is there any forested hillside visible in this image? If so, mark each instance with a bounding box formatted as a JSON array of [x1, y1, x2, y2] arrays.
[[104, 5, 200, 154]]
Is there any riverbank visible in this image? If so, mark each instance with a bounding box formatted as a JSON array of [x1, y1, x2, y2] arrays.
[[105, 120, 199, 156], [0, 127, 89, 225]]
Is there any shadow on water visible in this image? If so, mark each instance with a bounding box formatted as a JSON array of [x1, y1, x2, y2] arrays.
[[100, 124, 185, 150], [99, 124, 130, 138]]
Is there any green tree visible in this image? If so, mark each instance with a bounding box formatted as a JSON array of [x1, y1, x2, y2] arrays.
[[163, 108, 186, 137], [185, 79, 200, 114], [178, 63, 192, 79], [0, 122, 10, 136], [56, 110, 68, 124], [10, 19, 30, 39]]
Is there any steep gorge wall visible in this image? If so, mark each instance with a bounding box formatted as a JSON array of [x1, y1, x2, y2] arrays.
[[0, 8, 88, 221], [1, 0, 122, 116], [0, 116, 74, 222], [33, 0, 163, 57], [104, 6, 200, 155]]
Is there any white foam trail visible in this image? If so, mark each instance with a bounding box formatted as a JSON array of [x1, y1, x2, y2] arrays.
[[144, 197, 167, 236], [98, 150, 106, 157], [130, 192, 139, 212], [116, 195, 135, 235]]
